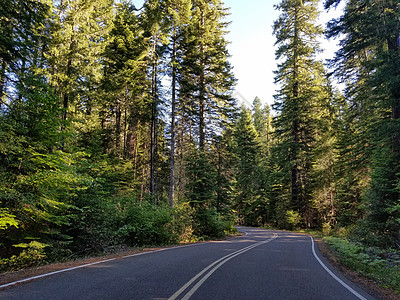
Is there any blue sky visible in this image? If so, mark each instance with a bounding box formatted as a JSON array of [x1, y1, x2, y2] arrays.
[[225, 0, 344, 107], [225, 0, 279, 107]]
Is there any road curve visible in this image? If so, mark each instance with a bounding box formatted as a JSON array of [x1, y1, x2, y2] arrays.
[[0, 227, 373, 300]]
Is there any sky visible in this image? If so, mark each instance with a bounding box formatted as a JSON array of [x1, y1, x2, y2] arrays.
[[225, 0, 344, 107], [225, 0, 279, 107]]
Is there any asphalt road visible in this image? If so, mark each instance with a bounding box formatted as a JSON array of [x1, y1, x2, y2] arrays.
[[0, 227, 374, 300]]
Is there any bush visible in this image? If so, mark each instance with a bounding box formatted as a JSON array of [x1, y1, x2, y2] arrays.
[[0, 241, 48, 271], [193, 209, 226, 239], [322, 222, 332, 236], [171, 203, 196, 243], [115, 198, 177, 247], [325, 236, 400, 294], [285, 210, 301, 230]]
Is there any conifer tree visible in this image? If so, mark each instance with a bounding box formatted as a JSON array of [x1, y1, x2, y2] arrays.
[[252, 97, 273, 154], [140, 0, 171, 200], [165, 0, 191, 207], [102, 2, 149, 158], [0, 0, 52, 108], [47, 0, 114, 123], [326, 0, 400, 246], [234, 106, 260, 225], [273, 0, 331, 227], [179, 0, 236, 150], [172, 0, 236, 219]]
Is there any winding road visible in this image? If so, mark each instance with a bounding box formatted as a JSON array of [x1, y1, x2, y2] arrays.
[[0, 227, 373, 299]]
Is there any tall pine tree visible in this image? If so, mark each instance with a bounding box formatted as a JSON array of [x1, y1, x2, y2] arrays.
[[273, 0, 331, 227], [326, 0, 400, 246]]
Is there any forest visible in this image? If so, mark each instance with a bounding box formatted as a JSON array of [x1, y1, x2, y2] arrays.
[[0, 0, 399, 272]]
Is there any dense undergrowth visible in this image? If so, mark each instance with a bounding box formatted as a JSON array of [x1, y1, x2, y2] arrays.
[[324, 236, 400, 295], [0, 194, 235, 272]]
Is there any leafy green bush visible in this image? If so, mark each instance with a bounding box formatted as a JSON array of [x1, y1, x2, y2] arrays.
[[322, 222, 332, 236], [193, 209, 226, 239], [171, 203, 196, 243], [285, 210, 302, 230], [0, 241, 48, 271], [325, 236, 400, 294], [115, 197, 178, 247]]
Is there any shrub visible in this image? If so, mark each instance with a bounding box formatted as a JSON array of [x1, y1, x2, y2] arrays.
[[285, 210, 301, 230], [171, 203, 196, 243], [0, 241, 48, 271], [322, 222, 332, 236], [115, 198, 177, 247], [325, 236, 400, 294], [193, 209, 226, 239]]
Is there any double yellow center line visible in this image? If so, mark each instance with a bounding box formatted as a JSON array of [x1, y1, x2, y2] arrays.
[[169, 233, 278, 300]]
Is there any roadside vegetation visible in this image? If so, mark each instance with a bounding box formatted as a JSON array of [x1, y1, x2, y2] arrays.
[[0, 195, 235, 272], [295, 225, 400, 296], [324, 236, 400, 294]]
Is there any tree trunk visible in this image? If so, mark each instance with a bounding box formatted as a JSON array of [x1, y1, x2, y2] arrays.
[[199, 12, 206, 151], [291, 3, 301, 213], [150, 33, 158, 199], [62, 40, 74, 123], [169, 29, 177, 207], [115, 103, 121, 155], [0, 60, 6, 109]]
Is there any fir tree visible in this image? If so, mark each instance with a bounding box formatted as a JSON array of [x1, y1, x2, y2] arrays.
[[178, 0, 236, 150], [326, 0, 400, 246], [234, 106, 260, 225], [273, 0, 331, 227], [165, 0, 192, 207], [47, 0, 114, 123]]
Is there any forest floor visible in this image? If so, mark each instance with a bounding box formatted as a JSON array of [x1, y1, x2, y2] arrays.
[[0, 232, 398, 299]]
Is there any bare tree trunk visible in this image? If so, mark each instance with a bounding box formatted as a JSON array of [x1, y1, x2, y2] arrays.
[[62, 42, 73, 123], [150, 29, 158, 201], [291, 3, 301, 213], [123, 106, 127, 159], [169, 29, 177, 207], [0, 60, 7, 109], [199, 13, 206, 151], [150, 63, 157, 199]]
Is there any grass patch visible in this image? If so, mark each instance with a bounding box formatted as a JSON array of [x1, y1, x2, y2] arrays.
[[324, 236, 400, 294]]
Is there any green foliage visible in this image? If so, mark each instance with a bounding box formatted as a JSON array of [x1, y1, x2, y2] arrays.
[[233, 105, 274, 227], [115, 198, 177, 246], [234, 106, 259, 215], [0, 206, 19, 230], [284, 210, 302, 230], [193, 208, 228, 239], [185, 149, 216, 209], [171, 202, 196, 243], [6, 0, 400, 276], [0, 241, 48, 271], [322, 222, 332, 236], [326, 0, 400, 247], [0, 0, 239, 272], [325, 236, 400, 294], [272, 0, 333, 228]]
